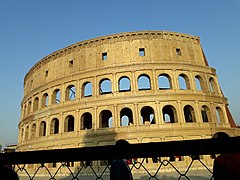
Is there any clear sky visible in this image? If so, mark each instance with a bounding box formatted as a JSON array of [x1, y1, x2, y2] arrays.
[[0, 0, 239, 147]]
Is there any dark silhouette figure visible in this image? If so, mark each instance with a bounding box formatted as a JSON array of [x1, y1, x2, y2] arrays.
[[0, 165, 19, 179], [213, 132, 240, 180], [110, 139, 133, 180]]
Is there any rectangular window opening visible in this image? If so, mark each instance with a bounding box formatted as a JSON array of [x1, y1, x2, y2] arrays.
[[176, 48, 182, 56], [102, 52, 107, 60], [139, 48, 145, 57], [69, 60, 74, 68]]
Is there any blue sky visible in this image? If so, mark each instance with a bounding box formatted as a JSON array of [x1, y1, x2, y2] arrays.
[[0, 0, 239, 147]]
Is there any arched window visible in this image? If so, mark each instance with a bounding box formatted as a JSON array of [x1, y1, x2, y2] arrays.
[[138, 74, 151, 90], [195, 75, 204, 91], [64, 115, 75, 132], [81, 112, 92, 130], [33, 97, 39, 111], [42, 93, 49, 108], [216, 107, 224, 123], [141, 106, 155, 125], [201, 106, 211, 122], [31, 124, 36, 139], [50, 118, 59, 134], [119, 76, 131, 92], [184, 105, 196, 123], [162, 105, 177, 123], [209, 77, 218, 93], [21, 128, 24, 142], [82, 82, 92, 97], [158, 74, 172, 90], [52, 89, 60, 104], [120, 108, 133, 126], [66, 85, 76, 101], [25, 126, 29, 140], [23, 105, 27, 117], [99, 79, 112, 94], [100, 110, 113, 128], [39, 121, 47, 136], [178, 74, 190, 90], [27, 101, 32, 115]]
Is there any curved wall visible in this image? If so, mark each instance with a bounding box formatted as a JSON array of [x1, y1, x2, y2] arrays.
[[17, 31, 239, 151]]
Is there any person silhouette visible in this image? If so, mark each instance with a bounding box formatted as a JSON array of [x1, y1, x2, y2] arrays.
[[212, 132, 240, 180], [110, 139, 133, 180], [0, 165, 19, 179]]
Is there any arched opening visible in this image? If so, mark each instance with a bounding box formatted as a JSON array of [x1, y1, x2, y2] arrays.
[[33, 97, 39, 111], [195, 75, 204, 91], [100, 110, 113, 128], [31, 124, 36, 139], [162, 105, 177, 123], [82, 82, 92, 97], [39, 121, 47, 136], [25, 126, 29, 140], [52, 89, 60, 104], [81, 112, 92, 130], [99, 78, 112, 94], [178, 74, 190, 90], [209, 77, 218, 93], [201, 105, 211, 123], [120, 108, 133, 126], [138, 74, 151, 90], [64, 115, 75, 132], [66, 85, 76, 101], [42, 93, 49, 108], [141, 106, 155, 125], [216, 107, 224, 123], [158, 74, 172, 90], [184, 105, 196, 123], [27, 101, 32, 115], [118, 76, 131, 92], [50, 118, 59, 134]]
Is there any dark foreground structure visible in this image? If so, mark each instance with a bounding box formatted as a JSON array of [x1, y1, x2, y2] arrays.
[[1, 136, 240, 179]]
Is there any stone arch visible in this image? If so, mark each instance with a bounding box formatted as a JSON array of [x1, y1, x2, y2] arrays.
[[82, 82, 92, 97], [27, 101, 32, 115], [50, 118, 59, 134], [81, 112, 92, 130], [64, 115, 75, 132], [209, 77, 218, 93], [178, 74, 190, 90], [138, 74, 151, 90], [31, 123, 36, 139], [141, 106, 155, 125], [52, 89, 60, 104], [195, 75, 204, 91], [100, 110, 113, 128], [216, 107, 224, 123], [65, 85, 76, 101], [184, 105, 196, 123], [120, 108, 133, 126], [42, 93, 49, 108], [158, 74, 172, 90], [39, 121, 47, 136], [33, 97, 39, 111], [118, 76, 131, 92], [99, 78, 112, 94], [25, 126, 29, 140], [162, 105, 177, 123], [201, 105, 211, 123]]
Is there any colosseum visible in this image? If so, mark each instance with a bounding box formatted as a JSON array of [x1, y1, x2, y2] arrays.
[[17, 30, 240, 177]]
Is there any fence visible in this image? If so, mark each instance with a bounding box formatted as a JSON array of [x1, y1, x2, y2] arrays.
[[1, 136, 240, 179]]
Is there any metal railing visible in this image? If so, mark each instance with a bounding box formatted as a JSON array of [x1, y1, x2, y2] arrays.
[[1, 136, 240, 179]]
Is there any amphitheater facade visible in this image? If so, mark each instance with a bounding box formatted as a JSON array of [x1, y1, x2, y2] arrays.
[[17, 31, 240, 174]]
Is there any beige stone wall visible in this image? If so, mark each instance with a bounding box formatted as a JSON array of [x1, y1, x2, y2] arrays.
[[17, 31, 240, 152]]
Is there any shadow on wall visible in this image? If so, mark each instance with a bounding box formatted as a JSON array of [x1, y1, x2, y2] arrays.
[[61, 127, 118, 180]]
